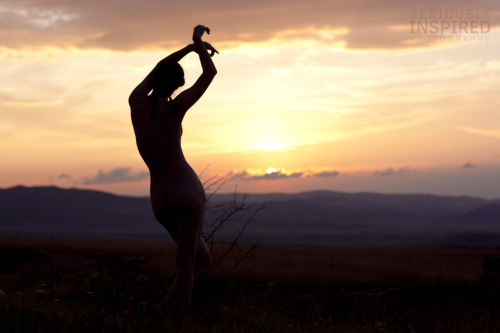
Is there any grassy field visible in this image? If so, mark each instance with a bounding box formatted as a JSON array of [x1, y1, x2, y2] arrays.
[[1, 237, 500, 332]]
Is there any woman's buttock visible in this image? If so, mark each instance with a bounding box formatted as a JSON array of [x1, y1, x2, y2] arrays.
[[149, 168, 206, 224]]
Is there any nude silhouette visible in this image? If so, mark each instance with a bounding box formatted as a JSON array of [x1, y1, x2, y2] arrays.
[[128, 25, 218, 326]]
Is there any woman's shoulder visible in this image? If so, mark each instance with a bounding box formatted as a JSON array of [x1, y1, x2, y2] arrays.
[[129, 94, 152, 107]]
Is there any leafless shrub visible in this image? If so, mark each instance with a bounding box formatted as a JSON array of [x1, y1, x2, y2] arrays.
[[201, 174, 264, 278]]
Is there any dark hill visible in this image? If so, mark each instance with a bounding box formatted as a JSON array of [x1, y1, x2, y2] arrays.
[[1, 186, 499, 247], [0, 186, 160, 239], [458, 204, 500, 225]]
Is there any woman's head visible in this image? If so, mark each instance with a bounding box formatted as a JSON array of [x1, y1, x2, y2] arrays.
[[152, 61, 185, 99]]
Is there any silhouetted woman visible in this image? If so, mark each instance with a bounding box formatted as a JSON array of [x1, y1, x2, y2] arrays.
[[128, 25, 218, 326]]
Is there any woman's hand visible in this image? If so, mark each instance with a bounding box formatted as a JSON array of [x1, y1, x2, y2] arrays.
[[192, 25, 218, 56], [191, 42, 218, 56], [193, 25, 210, 42], [203, 42, 219, 57]]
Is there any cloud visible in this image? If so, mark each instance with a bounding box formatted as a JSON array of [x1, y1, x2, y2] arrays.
[[83, 167, 148, 185], [226, 168, 341, 181], [2, 0, 497, 51], [227, 169, 303, 181], [57, 172, 71, 180], [397, 167, 413, 175], [462, 162, 477, 169], [373, 167, 414, 177], [374, 168, 395, 176], [313, 170, 341, 178], [48, 172, 71, 182]]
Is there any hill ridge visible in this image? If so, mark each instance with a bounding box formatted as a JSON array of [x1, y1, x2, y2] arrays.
[[1, 186, 499, 247]]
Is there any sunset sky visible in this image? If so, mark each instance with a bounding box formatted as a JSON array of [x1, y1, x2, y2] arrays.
[[1, 0, 500, 198]]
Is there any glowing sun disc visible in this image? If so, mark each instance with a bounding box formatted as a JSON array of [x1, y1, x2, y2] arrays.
[[266, 167, 277, 174]]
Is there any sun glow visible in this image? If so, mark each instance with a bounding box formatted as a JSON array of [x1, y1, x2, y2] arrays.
[[249, 132, 295, 151], [266, 167, 277, 174], [254, 141, 292, 151]]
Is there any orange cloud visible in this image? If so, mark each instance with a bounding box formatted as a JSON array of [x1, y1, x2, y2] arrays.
[[2, 0, 498, 51], [373, 167, 415, 177], [83, 167, 148, 185], [226, 168, 341, 181]]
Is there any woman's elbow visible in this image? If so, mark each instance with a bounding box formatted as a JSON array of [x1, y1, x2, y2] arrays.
[[203, 68, 217, 79]]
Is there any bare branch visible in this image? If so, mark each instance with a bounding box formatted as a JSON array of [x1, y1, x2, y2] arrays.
[[223, 241, 262, 279], [201, 174, 265, 278]]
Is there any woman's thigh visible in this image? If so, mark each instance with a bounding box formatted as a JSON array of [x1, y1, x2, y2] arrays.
[[151, 178, 206, 242]]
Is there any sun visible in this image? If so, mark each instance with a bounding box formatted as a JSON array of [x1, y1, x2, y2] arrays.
[[266, 167, 277, 174]]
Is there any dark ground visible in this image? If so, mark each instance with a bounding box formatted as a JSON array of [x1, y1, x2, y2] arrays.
[[1, 238, 500, 332]]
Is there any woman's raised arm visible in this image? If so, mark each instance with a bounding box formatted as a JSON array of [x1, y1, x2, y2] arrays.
[[173, 25, 218, 113], [129, 44, 195, 101]]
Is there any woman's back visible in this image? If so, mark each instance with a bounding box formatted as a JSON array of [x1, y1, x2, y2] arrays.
[[131, 97, 186, 172]]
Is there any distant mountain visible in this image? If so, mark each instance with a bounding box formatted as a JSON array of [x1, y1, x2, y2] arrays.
[[0, 186, 159, 239], [1, 186, 500, 247], [457, 204, 500, 225]]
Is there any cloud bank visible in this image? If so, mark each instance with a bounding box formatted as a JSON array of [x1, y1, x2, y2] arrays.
[[2, 0, 497, 51], [462, 162, 477, 169], [83, 167, 148, 185], [373, 167, 414, 177], [226, 168, 341, 181], [57, 173, 71, 180]]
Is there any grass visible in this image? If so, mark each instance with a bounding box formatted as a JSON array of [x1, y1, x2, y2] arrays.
[[1, 237, 500, 332]]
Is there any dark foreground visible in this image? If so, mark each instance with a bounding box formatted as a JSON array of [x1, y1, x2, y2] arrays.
[[1, 238, 500, 333]]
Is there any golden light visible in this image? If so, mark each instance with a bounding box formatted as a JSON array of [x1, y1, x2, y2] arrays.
[[255, 141, 291, 151], [250, 133, 294, 151], [266, 167, 277, 174]]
